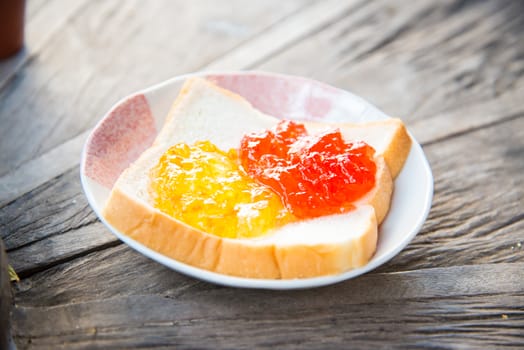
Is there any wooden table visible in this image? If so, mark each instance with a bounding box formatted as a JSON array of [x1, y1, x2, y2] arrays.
[[1, 0, 523, 348]]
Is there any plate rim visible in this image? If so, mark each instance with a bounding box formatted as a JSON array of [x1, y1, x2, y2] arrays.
[[80, 70, 434, 290]]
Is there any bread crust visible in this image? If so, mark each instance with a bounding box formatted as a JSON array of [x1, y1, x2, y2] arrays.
[[101, 77, 411, 279], [357, 157, 392, 224], [103, 188, 377, 279], [103, 157, 388, 278], [378, 119, 412, 178]]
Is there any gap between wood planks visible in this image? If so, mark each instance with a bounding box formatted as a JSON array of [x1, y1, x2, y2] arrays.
[[420, 111, 524, 147], [10, 239, 121, 280]]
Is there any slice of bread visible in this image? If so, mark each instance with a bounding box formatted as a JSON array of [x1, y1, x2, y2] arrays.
[[102, 77, 411, 279]]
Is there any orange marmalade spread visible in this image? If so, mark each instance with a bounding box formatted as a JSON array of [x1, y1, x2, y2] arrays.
[[149, 141, 292, 238], [149, 121, 376, 237]]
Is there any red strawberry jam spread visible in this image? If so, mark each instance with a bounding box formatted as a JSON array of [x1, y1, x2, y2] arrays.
[[239, 120, 377, 218]]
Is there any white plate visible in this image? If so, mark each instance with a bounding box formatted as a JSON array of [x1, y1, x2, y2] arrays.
[[80, 71, 433, 289]]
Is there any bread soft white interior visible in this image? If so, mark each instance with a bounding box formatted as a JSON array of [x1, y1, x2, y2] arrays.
[[103, 77, 411, 279]]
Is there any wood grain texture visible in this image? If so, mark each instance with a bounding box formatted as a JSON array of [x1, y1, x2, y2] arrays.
[[2, 0, 524, 348], [378, 116, 524, 272], [1, 168, 99, 251], [0, 129, 89, 207], [204, 0, 365, 70], [14, 292, 523, 349], [12, 240, 524, 307], [0, 167, 117, 276], [11, 260, 524, 349], [259, 0, 524, 124]]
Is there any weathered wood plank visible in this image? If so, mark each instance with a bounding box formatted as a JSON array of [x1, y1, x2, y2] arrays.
[[204, 0, 365, 70], [378, 115, 524, 272], [1, 168, 98, 251], [0, 130, 89, 208], [0, 167, 119, 276], [409, 84, 524, 146], [0, 0, 312, 178], [13, 293, 524, 349], [12, 261, 524, 349], [259, 0, 524, 123], [4, 0, 524, 349], [6, 222, 117, 277]]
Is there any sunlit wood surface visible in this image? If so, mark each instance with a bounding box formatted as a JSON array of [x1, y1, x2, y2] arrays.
[[1, 0, 523, 348]]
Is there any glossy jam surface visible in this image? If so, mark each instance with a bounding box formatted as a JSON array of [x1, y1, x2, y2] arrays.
[[239, 121, 377, 218], [149, 141, 292, 238]]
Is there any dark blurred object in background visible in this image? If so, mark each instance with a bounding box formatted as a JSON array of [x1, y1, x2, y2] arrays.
[[0, 0, 25, 59]]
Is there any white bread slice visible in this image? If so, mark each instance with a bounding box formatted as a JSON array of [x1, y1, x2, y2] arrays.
[[153, 78, 410, 178], [153, 77, 277, 151], [102, 77, 410, 279]]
